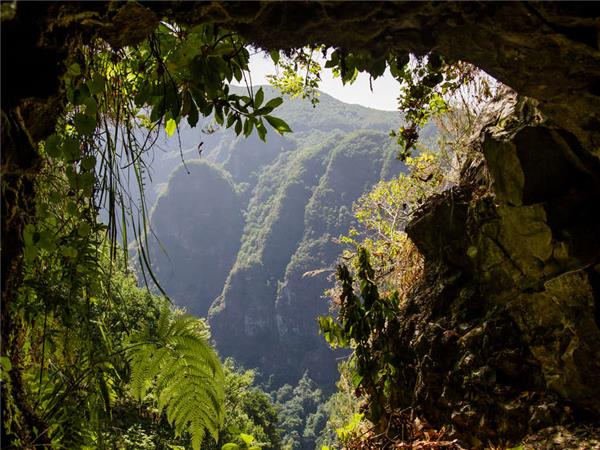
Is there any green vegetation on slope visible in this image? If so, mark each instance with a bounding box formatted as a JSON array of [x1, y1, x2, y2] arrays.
[[207, 129, 403, 388], [149, 160, 244, 316], [146, 91, 416, 391], [6, 127, 276, 450]]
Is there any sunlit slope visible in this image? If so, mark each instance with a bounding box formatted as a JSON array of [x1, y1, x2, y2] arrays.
[[147, 89, 436, 387], [208, 131, 398, 387]]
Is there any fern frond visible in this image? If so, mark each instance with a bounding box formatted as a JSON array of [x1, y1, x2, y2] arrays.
[[128, 309, 225, 449]]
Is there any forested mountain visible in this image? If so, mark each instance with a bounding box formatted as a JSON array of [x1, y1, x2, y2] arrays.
[[143, 85, 401, 205], [147, 88, 433, 388], [149, 162, 244, 316]]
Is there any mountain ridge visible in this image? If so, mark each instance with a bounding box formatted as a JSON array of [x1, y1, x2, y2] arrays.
[[147, 89, 433, 387]]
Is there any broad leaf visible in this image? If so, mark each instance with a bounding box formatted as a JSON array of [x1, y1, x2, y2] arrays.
[[264, 115, 292, 134], [165, 118, 177, 137]]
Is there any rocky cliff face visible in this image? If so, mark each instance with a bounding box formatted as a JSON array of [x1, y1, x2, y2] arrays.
[[399, 91, 600, 446], [146, 95, 405, 388], [149, 161, 244, 316], [209, 130, 399, 387]]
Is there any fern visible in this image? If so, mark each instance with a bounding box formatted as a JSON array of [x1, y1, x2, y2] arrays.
[[128, 306, 225, 448]]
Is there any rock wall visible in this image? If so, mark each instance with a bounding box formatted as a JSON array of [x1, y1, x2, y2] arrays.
[[149, 161, 245, 316], [209, 131, 398, 387], [401, 92, 600, 446]]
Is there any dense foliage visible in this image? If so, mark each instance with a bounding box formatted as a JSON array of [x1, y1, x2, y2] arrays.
[[272, 373, 327, 450], [2, 20, 293, 448], [2, 3, 494, 447], [317, 71, 498, 449]]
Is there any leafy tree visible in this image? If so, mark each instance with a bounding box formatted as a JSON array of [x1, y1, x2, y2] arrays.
[[319, 249, 402, 432], [273, 373, 327, 450], [266, 47, 324, 107], [206, 360, 281, 450], [336, 152, 443, 298], [314, 361, 367, 449]]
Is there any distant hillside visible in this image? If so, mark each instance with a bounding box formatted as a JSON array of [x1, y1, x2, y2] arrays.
[[149, 161, 244, 316], [142, 86, 401, 205], [209, 130, 398, 387], [146, 86, 435, 388]]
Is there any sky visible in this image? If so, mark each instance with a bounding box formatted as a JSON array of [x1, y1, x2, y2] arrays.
[[234, 51, 401, 112]]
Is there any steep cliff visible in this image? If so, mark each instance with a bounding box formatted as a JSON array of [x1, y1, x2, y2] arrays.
[[209, 131, 400, 387], [149, 161, 244, 316], [148, 95, 404, 387], [396, 91, 600, 446]]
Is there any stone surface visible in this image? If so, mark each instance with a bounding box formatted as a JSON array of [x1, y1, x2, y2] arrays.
[[403, 93, 600, 446]]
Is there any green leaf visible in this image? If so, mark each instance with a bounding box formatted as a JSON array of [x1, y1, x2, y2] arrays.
[[351, 372, 364, 388], [221, 444, 240, 450], [227, 426, 241, 435], [215, 106, 224, 126], [86, 74, 105, 95], [269, 50, 280, 65], [77, 223, 91, 237], [233, 64, 243, 82], [181, 90, 193, 117], [164, 87, 181, 119], [74, 113, 96, 136], [81, 155, 96, 171], [256, 119, 267, 142], [187, 101, 199, 127], [239, 433, 254, 445], [165, 118, 177, 137], [37, 230, 54, 251], [67, 62, 81, 77], [62, 137, 80, 161], [264, 115, 292, 134], [264, 97, 283, 110], [83, 97, 97, 116], [254, 87, 264, 108], [150, 97, 165, 123], [60, 246, 78, 258], [135, 83, 152, 107], [226, 113, 237, 129], [79, 172, 95, 193], [234, 118, 242, 135], [243, 118, 253, 137], [369, 58, 387, 78], [72, 85, 90, 105], [45, 134, 61, 158]]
